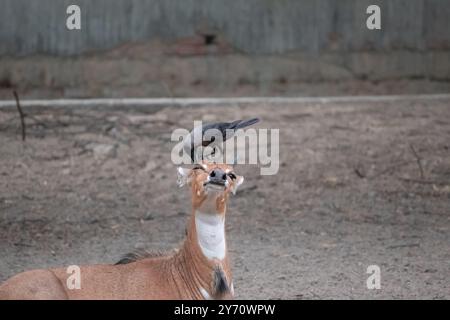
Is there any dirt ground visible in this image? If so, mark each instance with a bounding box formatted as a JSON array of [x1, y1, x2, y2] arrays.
[[0, 97, 449, 299]]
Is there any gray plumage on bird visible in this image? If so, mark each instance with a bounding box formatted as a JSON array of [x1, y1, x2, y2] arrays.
[[183, 118, 260, 163]]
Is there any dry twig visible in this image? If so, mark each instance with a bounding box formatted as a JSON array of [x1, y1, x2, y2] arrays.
[[409, 144, 424, 179], [13, 90, 26, 141]]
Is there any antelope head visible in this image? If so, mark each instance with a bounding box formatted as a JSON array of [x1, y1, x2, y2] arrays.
[[177, 161, 244, 214]]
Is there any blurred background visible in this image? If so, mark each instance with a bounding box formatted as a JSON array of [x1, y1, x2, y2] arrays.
[[1, 0, 450, 299], [0, 0, 449, 99]]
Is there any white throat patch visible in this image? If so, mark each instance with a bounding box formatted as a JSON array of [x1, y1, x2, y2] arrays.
[[199, 287, 212, 300], [195, 211, 226, 260]]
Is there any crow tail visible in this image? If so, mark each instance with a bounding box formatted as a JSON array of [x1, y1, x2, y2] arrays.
[[233, 118, 260, 130]]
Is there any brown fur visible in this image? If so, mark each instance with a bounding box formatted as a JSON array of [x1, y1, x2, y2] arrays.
[[0, 161, 242, 300]]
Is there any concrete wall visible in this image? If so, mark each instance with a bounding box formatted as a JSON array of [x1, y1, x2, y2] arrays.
[[0, 0, 449, 97], [1, 0, 449, 55]]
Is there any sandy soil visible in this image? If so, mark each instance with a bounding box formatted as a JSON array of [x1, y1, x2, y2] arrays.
[[0, 97, 449, 299]]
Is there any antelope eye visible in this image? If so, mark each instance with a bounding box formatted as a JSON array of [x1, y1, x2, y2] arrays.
[[192, 165, 206, 171], [227, 173, 236, 180]]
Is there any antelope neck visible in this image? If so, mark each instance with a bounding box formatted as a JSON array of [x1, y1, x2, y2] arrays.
[[194, 210, 226, 261]]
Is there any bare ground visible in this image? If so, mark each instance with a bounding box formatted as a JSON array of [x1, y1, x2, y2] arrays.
[[0, 97, 449, 299]]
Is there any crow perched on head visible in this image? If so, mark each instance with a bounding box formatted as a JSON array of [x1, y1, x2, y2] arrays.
[[183, 118, 260, 163]]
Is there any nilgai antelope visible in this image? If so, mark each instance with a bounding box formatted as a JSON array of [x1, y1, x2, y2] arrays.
[[0, 161, 244, 300]]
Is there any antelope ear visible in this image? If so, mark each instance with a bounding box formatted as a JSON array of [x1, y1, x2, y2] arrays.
[[231, 176, 244, 195], [177, 167, 191, 187]]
